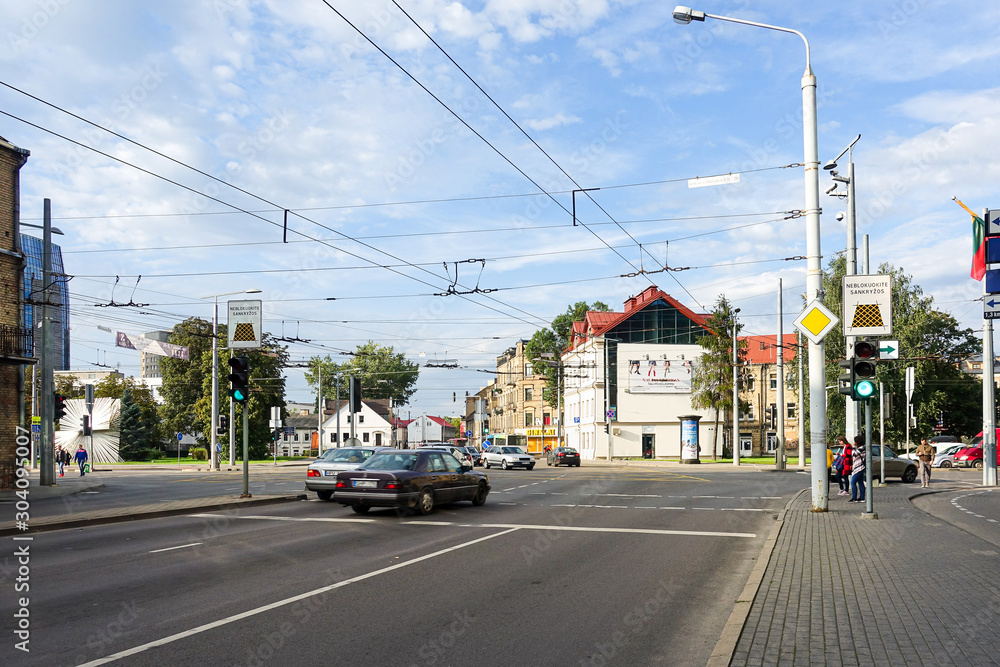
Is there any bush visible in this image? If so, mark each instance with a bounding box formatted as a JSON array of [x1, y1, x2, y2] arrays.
[[189, 447, 208, 461]]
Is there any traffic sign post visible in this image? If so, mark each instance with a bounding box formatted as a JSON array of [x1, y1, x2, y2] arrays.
[[878, 340, 899, 360], [986, 296, 1000, 320]]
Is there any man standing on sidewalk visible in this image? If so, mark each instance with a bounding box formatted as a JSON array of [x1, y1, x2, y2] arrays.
[[915, 437, 934, 488]]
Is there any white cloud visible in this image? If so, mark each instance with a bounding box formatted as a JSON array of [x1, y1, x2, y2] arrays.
[[525, 113, 583, 130]]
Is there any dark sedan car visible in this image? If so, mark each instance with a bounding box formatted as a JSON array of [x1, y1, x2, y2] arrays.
[[332, 449, 490, 515], [546, 447, 581, 467]]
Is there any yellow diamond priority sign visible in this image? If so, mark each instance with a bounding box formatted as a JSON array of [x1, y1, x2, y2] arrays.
[[793, 300, 840, 345]]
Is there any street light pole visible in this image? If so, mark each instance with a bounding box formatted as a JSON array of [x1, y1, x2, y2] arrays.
[[672, 6, 826, 509], [203, 288, 261, 472], [732, 307, 740, 466]]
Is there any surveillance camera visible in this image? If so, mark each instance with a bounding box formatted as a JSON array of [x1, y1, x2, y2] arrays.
[[836, 212, 845, 221], [825, 184, 838, 195]]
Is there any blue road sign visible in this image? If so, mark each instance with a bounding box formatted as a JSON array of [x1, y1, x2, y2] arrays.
[[31, 424, 40, 433], [177, 432, 183, 441], [465, 430, 472, 438]]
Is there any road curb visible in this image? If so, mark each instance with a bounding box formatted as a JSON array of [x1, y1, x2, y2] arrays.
[[0, 493, 307, 537], [706, 487, 805, 667]]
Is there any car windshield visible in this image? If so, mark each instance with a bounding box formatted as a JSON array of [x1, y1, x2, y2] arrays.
[[323, 448, 372, 463], [502, 447, 523, 454], [359, 453, 419, 471], [560, 448, 578, 453], [941, 445, 964, 455]]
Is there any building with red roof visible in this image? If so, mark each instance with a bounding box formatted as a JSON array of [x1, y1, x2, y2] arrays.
[[735, 334, 801, 457]]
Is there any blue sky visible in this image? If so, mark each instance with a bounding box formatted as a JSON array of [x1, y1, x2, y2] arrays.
[[3, 0, 998, 416]]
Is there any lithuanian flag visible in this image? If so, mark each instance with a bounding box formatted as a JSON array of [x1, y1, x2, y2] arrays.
[[955, 198, 986, 281]]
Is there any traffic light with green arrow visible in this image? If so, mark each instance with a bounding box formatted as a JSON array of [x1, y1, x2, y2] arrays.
[[851, 340, 878, 401]]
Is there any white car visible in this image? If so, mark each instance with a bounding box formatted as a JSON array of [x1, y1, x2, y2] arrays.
[[482, 445, 535, 470], [422, 445, 473, 468], [933, 444, 966, 468], [306, 446, 393, 500]]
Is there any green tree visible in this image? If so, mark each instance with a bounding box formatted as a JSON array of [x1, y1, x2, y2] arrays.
[[117, 387, 155, 460], [690, 296, 748, 459], [524, 301, 611, 406], [159, 317, 215, 440], [813, 256, 981, 445], [54, 374, 85, 398], [305, 341, 419, 407]]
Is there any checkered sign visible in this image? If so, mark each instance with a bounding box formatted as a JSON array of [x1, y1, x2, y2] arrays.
[[843, 275, 892, 337]]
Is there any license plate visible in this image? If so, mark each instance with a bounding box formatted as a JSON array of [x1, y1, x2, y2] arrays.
[[323, 471, 338, 476], [353, 479, 377, 488]]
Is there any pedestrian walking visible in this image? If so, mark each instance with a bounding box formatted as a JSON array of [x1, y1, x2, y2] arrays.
[[848, 434, 866, 503], [74, 444, 88, 477], [55, 445, 68, 477], [833, 436, 851, 495], [915, 437, 935, 488]]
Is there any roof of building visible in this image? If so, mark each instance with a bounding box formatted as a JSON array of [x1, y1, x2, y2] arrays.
[[568, 286, 710, 350], [741, 334, 799, 365], [286, 414, 318, 428]]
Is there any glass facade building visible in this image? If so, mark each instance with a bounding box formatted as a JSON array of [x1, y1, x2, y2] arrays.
[[20, 234, 70, 370]]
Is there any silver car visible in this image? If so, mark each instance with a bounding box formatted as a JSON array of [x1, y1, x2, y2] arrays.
[[482, 445, 535, 470], [306, 447, 391, 500], [933, 444, 967, 469]]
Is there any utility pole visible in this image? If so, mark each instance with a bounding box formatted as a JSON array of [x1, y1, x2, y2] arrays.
[[776, 280, 786, 470], [797, 331, 805, 470], [732, 308, 741, 466], [39, 199, 54, 487], [316, 363, 323, 455]]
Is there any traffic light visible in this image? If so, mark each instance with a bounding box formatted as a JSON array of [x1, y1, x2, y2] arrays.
[[53, 393, 67, 420], [228, 356, 250, 402], [349, 376, 361, 413], [837, 356, 855, 397], [217, 415, 228, 435], [852, 340, 878, 401], [82, 415, 92, 436], [482, 423, 490, 435]]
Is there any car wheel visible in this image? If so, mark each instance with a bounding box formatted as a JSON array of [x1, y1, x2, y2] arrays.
[[316, 491, 333, 501], [973, 459, 984, 469], [351, 504, 370, 514], [484, 460, 491, 469], [941, 460, 952, 468], [526, 464, 534, 470], [501, 459, 509, 470], [902, 466, 917, 484], [547, 458, 551, 466], [575, 462, 581, 467], [472, 482, 488, 506], [416, 487, 435, 515]]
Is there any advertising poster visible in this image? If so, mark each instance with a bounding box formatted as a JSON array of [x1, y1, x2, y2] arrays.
[[626, 358, 694, 393]]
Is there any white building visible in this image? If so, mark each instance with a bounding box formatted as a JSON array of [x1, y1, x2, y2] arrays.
[[322, 400, 394, 449], [407, 414, 457, 445], [562, 286, 716, 460]]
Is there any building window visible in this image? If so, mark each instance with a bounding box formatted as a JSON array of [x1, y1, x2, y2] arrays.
[[524, 387, 533, 401], [524, 363, 533, 377], [359, 415, 364, 423], [362, 432, 369, 443], [525, 412, 534, 428], [787, 403, 796, 419], [741, 404, 755, 421], [745, 376, 755, 391], [543, 412, 551, 425], [769, 374, 777, 390]]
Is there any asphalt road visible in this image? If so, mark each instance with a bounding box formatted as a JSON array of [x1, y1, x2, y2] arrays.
[[2, 466, 811, 667]]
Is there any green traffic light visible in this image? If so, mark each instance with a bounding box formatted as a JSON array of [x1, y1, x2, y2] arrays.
[[855, 379, 876, 399], [232, 388, 247, 402]]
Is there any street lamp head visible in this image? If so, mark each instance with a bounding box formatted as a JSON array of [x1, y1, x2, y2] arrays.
[[823, 159, 838, 170], [244, 289, 262, 294], [672, 6, 706, 24]]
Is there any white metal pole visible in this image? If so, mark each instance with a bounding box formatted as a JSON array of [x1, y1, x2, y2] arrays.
[[228, 351, 235, 466], [605, 339, 612, 461], [878, 381, 885, 486], [776, 279, 785, 470], [797, 331, 805, 470], [733, 309, 740, 466], [983, 248, 997, 486], [317, 363, 323, 455], [336, 374, 341, 448], [844, 156, 857, 444]]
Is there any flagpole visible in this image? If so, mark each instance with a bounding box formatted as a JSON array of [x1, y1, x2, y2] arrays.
[[984, 206, 998, 487]]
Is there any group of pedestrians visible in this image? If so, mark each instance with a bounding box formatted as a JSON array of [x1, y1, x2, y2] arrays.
[[54, 444, 89, 477], [831, 434, 868, 503]]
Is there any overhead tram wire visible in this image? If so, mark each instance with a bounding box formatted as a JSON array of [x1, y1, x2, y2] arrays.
[[0, 110, 549, 329], [317, 1, 651, 286]]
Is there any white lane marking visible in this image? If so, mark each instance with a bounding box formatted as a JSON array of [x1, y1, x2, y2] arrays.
[[149, 542, 203, 554], [498, 502, 518, 506], [598, 493, 660, 498], [659, 507, 685, 510], [75, 527, 522, 667], [190, 514, 376, 524], [692, 507, 714, 511], [720, 508, 769, 512], [760, 496, 781, 499], [693, 495, 718, 498], [457, 522, 755, 539]]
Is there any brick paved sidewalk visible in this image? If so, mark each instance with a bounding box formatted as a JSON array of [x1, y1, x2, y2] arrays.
[[730, 483, 1000, 666]]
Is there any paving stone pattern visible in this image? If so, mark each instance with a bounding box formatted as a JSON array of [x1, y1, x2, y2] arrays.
[[731, 485, 1000, 666]]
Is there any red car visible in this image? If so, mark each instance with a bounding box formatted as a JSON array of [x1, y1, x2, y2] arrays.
[[956, 430, 1000, 469]]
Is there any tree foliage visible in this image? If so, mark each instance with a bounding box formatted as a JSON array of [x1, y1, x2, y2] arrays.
[[524, 301, 611, 406], [305, 341, 419, 408], [95, 375, 162, 452], [159, 318, 289, 458], [690, 296, 749, 458], [811, 256, 981, 445]]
